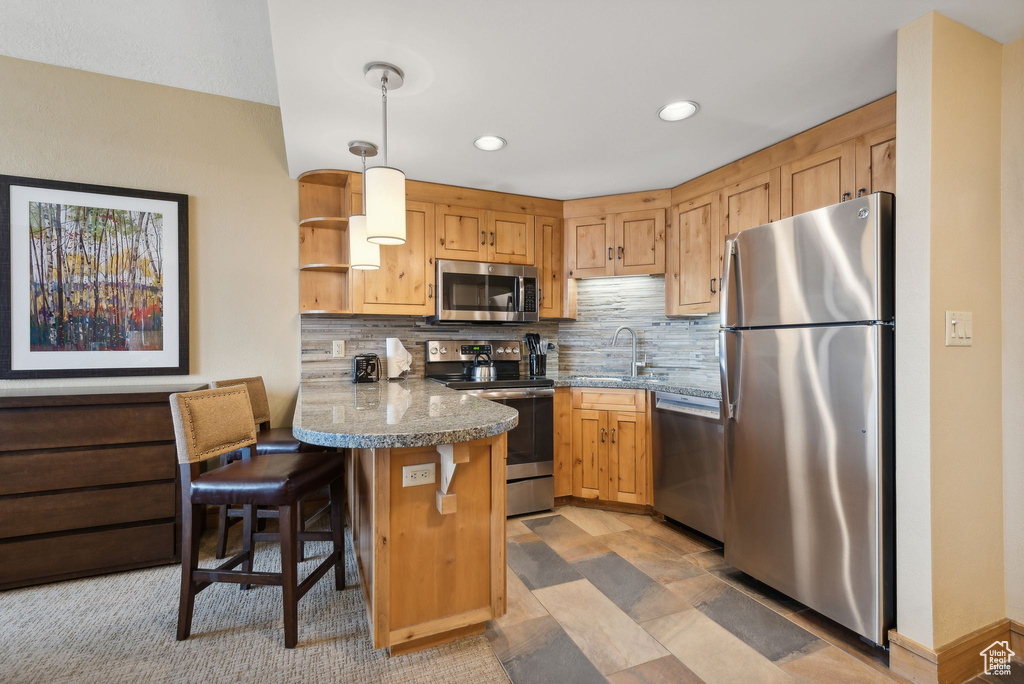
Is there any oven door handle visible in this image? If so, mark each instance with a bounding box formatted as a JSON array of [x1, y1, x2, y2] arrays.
[[463, 388, 555, 399]]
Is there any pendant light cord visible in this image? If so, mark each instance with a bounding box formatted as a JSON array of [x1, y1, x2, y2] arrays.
[[380, 73, 389, 167]]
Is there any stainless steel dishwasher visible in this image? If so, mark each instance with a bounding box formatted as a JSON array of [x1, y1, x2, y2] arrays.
[[652, 392, 725, 541]]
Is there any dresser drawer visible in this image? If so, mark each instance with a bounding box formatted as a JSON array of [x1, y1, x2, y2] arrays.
[[0, 482, 176, 539], [0, 444, 176, 496], [0, 403, 174, 452], [0, 522, 176, 588], [571, 387, 646, 412]]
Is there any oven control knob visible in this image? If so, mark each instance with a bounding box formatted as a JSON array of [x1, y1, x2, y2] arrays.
[[439, 347, 448, 355], [499, 347, 508, 354], [430, 347, 438, 356]]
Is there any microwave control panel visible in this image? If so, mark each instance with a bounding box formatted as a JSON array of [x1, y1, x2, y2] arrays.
[[524, 282, 536, 312]]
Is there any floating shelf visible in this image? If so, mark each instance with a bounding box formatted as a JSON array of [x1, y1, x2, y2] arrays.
[[300, 263, 350, 272], [298, 170, 349, 187], [299, 216, 348, 229]]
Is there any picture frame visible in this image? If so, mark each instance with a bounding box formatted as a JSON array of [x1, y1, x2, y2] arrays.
[[0, 175, 189, 378]]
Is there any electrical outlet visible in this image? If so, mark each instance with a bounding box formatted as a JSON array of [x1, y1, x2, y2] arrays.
[[402, 463, 435, 487], [332, 340, 346, 358]]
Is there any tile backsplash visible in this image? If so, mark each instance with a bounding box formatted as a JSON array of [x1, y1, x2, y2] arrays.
[[300, 275, 719, 388]]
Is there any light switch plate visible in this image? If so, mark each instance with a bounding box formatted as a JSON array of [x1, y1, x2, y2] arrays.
[[402, 463, 436, 487], [332, 340, 346, 358], [945, 311, 972, 347]]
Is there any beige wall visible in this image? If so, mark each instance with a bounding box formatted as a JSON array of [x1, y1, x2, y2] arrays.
[[0, 56, 300, 426], [897, 12, 1007, 649], [1003, 37, 1024, 625]]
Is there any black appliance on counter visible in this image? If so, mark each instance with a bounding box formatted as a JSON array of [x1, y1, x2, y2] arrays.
[[424, 339, 554, 516], [352, 354, 381, 383]]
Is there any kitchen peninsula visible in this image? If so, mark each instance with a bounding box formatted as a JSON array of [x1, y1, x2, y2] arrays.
[[293, 379, 518, 655]]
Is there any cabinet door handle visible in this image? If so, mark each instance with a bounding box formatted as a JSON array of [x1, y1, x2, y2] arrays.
[[481, 230, 486, 245], [857, 187, 868, 197], [539, 287, 543, 304], [710, 277, 717, 294], [490, 231, 495, 246], [611, 428, 616, 444], [600, 427, 606, 443], [608, 247, 613, 261], [618, 245, 624, 260], [428, 283, 433, 299], [841, 191, 852, 202]]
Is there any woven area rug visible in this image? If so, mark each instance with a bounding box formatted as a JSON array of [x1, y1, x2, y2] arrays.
[[0, 518, 508, 684]]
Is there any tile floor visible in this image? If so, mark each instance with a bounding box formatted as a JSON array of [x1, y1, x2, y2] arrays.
[[487, 505, 905, 684]]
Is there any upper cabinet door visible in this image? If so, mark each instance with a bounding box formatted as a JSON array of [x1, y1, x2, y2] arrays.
[[566, 215, 615, 278], [719, 170, 779, 282], [614, 209, 665, 275], [353, 200, 436, 315], [487, 211, 535, 265], [666, 192, 719, 315], [855, 124, 896, 196], [537, 216, 564, 319], [780, 141, 856, 218], [435, 205, 486, 261]]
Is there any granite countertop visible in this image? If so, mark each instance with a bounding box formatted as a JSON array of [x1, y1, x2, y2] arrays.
[[293, 378, 520, 449], [546, 373, 722, 400]]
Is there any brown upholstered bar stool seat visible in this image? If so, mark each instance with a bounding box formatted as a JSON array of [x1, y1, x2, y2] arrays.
[[170, 385, 347, 649], [209, 376, 329, 559]]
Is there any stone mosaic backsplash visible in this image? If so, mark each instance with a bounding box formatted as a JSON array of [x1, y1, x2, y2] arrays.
[[300, 275, 719, 389]]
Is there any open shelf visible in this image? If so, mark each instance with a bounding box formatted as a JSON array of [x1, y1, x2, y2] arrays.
[[299, 216, 348, 229], [300, 263, 350, 272], [298, 170, 349, 187]]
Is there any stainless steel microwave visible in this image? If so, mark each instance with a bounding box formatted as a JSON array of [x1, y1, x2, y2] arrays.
[[433, 260, 539, 323]]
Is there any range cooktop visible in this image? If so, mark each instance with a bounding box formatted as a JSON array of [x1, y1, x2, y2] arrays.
[[434, 377, 555, 391]]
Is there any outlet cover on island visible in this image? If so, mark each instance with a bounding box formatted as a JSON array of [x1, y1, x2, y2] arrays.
[[944, 311, 972, 347], [332, 340, 346, 358], [402, 463, 436, 487]]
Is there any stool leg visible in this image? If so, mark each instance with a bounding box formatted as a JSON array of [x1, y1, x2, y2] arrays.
[[329, 476, 345, 590], [215, 505, 229, 559], [279, 504, 298, 649], [177, 502, 201, 641], [240, 504, 256, 591], [297, 499, 305, 563]]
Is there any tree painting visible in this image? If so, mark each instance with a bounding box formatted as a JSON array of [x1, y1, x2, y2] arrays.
[[28, 202, 164, 352]]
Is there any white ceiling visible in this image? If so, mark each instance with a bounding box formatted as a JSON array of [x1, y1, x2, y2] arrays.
[[269, 0, 1024, 198], [1, 1, 1023, 199], [0, 0, 278, 105]]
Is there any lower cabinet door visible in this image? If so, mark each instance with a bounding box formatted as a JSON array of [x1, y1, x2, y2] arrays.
[[607, 411, 648, 505], [571, 409, 607, 500]]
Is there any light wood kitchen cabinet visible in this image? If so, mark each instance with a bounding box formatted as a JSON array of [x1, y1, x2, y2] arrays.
[[435, 204, 487, 261], [570, 388, 649, 505], [614, 209, 665, 275], [352, 198, 437, 315], [566, 214, 615, 278], [487, 211, 534, 264], [666, 192, 719, 315], [855, 124, 896, 196], [538, 216, 570, 319], [567, 210, 665, 278], [780, 140, 856, 218]]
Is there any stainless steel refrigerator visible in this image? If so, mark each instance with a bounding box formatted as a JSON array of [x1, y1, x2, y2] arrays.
[[719, 192, 894, 646]]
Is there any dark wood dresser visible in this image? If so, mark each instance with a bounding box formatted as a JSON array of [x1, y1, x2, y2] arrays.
[[0, 384, 204, 590]]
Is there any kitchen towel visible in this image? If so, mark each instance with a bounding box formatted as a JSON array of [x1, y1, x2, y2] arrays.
[[385, 337, 413, 379]]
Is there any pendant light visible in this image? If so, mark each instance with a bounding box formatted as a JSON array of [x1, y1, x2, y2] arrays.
[[364, 62, 406, 245], [348, 140, 380, 270]]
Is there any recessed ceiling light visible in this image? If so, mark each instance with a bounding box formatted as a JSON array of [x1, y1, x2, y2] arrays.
[[474, 135, 507, 151], [658, 101, 700, 121]]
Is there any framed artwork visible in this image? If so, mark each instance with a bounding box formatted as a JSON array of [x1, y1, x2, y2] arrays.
[[0, 175, 189, 378]]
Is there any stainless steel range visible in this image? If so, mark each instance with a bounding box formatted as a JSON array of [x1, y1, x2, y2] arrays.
[[424, 340, 554, 516]]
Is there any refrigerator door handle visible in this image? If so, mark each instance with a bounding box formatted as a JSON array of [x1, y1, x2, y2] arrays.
[[720, 238, 737, 326], [720, 329, 739, 420]]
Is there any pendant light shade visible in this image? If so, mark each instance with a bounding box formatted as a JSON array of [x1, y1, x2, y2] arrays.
[[365, 165, 406, 245], [349, 213, 380, 269]]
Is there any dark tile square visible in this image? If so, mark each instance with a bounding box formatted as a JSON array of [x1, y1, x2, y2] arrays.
[[572, 552, 687, 622], [486, 615, 605, 684], [507, 536, 583, 591]]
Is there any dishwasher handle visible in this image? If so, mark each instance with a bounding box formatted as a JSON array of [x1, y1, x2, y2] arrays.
[[653, 392, 721, 419]]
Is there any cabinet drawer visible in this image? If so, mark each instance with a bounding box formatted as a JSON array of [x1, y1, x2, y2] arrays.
[[0, 444, 176, 496], [0, 404, 174, 451], [0, 482, 176, 539], [571, 388, 646, 412], [0, 522, 175, 587]]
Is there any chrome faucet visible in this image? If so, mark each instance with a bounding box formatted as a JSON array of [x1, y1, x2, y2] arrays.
[[612, 326, 647, 378]]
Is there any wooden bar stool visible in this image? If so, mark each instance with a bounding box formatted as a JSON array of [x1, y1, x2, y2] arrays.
[[170, 385, 347, 649], [209, 376, 328, 560]]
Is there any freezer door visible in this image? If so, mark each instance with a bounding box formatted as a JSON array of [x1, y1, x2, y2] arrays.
[[722, 324, 893, 644], [723, 193, 893, 328]]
